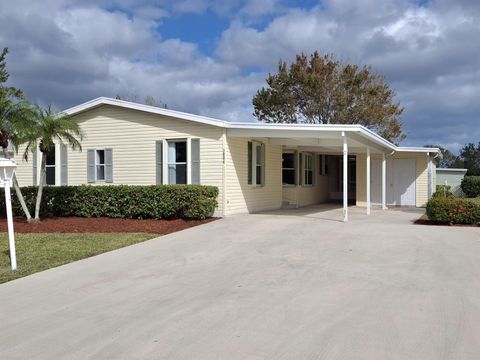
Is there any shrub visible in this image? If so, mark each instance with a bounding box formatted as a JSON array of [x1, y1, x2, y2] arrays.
[[426, 197, 480, 224], [461, 176, 480, 198], [433, 185, 453, 198], [0, 185, 218, 220]]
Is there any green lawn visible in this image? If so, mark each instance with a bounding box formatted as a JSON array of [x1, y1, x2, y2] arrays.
[[0, 233, 157, 284]]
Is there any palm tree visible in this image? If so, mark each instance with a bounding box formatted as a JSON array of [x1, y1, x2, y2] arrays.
[[22, 105, 83, 221], [0, 47, 35, 221]]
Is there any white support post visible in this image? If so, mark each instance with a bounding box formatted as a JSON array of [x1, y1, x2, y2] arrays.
[[343, 133, 348, 222], [366, 147, 371, 215], [382, 153, 387, 210], [5, 179, 16, 270]]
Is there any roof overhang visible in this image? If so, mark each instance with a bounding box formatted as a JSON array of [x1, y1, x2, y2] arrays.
[[63, 97, 440, 155]]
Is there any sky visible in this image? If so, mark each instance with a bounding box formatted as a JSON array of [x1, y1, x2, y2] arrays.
[[0, 0, 479, 151]]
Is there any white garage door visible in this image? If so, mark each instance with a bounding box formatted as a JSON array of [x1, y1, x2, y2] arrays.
[[370, 158, 416, 206], [392, 159, 416, 206]]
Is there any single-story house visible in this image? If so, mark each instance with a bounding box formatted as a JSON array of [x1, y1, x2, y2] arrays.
[[436, 168, 468, 197], [13, 97, 439, 221]]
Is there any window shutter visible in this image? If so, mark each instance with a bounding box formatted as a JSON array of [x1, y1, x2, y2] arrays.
[[261, 143, 266, 186], [105, 148, 113, 183], [60, 144, 68, 186], [191, 138, 200, 184], [293, 150, 298, 185], [247, 141, 252, 184], [87, 149, 95, 183], [299, 153, 303, 185], [32, 149, 37, 185], [155, 141, 163, 184]]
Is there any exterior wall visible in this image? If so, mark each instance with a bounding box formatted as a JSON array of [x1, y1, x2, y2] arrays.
[[282, 154, 329, 207], [13, 144, 34, 186], [282, 177, 329, 207], [436, 169, 467, 196], [225, 137, 282, 214], [13, 104, 225, 213], [356, 151, 431, 208]]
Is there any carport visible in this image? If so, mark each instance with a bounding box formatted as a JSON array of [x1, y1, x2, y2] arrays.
[[227, 123, 438, 222]]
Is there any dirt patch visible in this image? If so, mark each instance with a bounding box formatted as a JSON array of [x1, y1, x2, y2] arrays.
[[414, 219, 479, 227], [0, 217, 218, 234]]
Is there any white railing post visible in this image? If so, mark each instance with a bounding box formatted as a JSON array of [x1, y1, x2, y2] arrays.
[[343, 133, 348, 222], [366, 147, 371, 215], [382, 153, 387, 210], [5, 178, 16, 270]]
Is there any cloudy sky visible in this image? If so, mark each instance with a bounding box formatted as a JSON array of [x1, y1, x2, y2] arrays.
[[1, 0, 479, 151]]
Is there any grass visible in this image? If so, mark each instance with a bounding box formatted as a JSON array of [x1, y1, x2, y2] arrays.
[[0, 233, 157, 284]]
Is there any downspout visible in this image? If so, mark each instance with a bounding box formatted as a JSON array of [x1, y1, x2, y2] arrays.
[[222, 128, 227, 217]]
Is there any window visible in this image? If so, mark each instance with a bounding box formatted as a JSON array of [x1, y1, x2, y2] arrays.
[[248, 141, 265, 186], [45, 148, 55, 185], [96, 150, 105, 181], [304, 153, 313, 185], [168, 139, 187, 184], [282, 152, 296, 185]]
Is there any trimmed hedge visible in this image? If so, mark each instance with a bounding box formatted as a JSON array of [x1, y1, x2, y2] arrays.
[[0, 185, 218, 220], [461, 176, 480, 198], [426, 197, 480, 224]]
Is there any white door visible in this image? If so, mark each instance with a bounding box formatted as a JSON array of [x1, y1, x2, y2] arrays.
[[392, 159, 416, 206]]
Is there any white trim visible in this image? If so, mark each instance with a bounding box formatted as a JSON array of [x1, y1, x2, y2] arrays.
[[436, 168, 468, 173], [63, 97, 439, 155], [186, 137, 192, 184]]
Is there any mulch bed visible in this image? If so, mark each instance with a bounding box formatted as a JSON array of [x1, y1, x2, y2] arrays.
[[414, 219, 479, 227], [0, 217, 218, 233]]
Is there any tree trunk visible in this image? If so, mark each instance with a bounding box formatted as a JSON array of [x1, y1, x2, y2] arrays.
[[34, 152, 46, 221], [2, 147, 33, 221]]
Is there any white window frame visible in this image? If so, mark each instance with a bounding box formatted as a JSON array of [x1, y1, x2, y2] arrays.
[[250, 140, 265, 187], [162, 138, 192, 185], [282, 150, 296, 187], [303, 152, 314, 186], [95, 149, 106, 182]]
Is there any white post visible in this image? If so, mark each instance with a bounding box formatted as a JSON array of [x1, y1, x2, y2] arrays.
[[382, 153, 387, 210], [366, 147, 371, 215], [4, 179, 16, 270], [343, 133, 348, 222]]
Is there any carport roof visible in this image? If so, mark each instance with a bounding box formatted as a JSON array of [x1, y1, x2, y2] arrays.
[[64, 97, 439, 154]]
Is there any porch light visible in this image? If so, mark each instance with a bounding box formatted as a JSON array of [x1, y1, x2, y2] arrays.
[[0, 158, 17, 270]]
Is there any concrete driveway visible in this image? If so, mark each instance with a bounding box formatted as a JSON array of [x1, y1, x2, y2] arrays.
[[1, 206, 480, 359]]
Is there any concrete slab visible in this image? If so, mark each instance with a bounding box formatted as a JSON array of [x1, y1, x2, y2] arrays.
[[0, 208, 479, 359]]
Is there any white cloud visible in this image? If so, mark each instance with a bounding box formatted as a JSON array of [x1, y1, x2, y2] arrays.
[[0, 0, 479, 150]]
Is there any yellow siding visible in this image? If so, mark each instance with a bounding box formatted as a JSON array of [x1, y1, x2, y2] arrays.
[[225, 138, 282, 214], [356, 152, 431, 208], [13, 144, 33, 186], [14, 105, 225, 213]]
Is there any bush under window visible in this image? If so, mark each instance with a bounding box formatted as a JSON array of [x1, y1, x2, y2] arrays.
[[0, 185, 218, 220]]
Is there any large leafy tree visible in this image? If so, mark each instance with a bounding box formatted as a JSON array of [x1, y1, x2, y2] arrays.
[[22, 105, 83, 221], [0, 47, 35, 221], [253, 52, 405, 144], [425, 145, 463, 168], [460, 142, 480, 175]]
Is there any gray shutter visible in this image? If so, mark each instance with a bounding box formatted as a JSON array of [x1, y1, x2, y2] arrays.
[[105, 149, 113, 183], [87, 149, 95, 183], [60, 144, 68, 186], [32, 149, 37, 185], [191, 138, 200, 184], [261, 143, 266, 186], [247, 141, 252, 185], [299, 153, 303, 186], [156, 140, 163, 185], [293, 151, 298, 185]]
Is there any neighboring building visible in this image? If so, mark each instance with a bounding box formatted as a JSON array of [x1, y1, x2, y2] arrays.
[[13, 97, 439, 221], [436, 168, 468, 196]]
